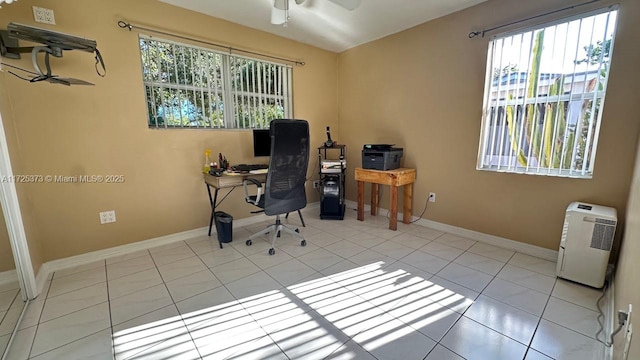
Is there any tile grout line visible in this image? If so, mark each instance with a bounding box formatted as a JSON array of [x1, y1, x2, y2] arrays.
[[27, 260, 110, 360], [286, 271, 395, 360], [309, 230, 448, 359], [110, 250, 181, 359], [235, 225, 403, 359], [428, 251, 519, 360], [26, 217, 581, 360], [537, 294, 605, 342], [199, 238, 292, 359], [116, 246, 202, 358], [104, 257, 117, 360], [24, 270, 54, 360], [522, 276, 559, 359], [142, 243, 203, 359]]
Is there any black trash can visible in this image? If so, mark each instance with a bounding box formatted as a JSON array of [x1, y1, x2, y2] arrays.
[[214, 211, 233, 243]]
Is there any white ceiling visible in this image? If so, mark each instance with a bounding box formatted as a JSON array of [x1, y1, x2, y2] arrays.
[[158, 0, 487, 53]]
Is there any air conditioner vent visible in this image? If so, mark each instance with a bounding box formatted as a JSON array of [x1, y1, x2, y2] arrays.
[[590, 218, 616, 251]]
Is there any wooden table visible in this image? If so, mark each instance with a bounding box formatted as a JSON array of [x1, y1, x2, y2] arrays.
[[355, 167, 416, 230]]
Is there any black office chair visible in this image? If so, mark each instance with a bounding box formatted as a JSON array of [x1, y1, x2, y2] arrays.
[[243, 119, 310, 255]]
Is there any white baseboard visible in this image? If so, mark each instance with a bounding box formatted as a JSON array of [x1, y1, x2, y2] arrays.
[[0, 269, 17, 286], [36, 226, 210, 295], [414, 219, 558, 261], [345, 200, 558, 261], [34, 202, 321, 295], [34, 199, 556, 295], [35, 264, 49, 297]]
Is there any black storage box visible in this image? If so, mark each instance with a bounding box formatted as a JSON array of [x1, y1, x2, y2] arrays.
[[362, 145, 404, 170], [214, 211, 233, 243]]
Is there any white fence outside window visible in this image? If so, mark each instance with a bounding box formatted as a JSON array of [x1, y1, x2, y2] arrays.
[[477, 8, 618, 178]]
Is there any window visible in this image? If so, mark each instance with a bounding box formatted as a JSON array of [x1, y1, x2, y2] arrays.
[[477, 8, 618, 178], [139, 36, 292, 129]]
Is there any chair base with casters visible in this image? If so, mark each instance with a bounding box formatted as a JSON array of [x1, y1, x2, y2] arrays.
[[245, 215, 306, 255]]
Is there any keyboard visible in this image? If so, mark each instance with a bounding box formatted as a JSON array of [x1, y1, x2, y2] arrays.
[[231, 164, 269, 172]]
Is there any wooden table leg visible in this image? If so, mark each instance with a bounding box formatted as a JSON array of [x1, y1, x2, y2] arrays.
[[389, 185, 398, 230], [357, 180, 364, 221], [403, 183, 413, 224], [371, 184, 379, 216]]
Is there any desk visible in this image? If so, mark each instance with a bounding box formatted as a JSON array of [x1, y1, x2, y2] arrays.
[[355, 167, 416, 230], [204, 173, 266, 248]]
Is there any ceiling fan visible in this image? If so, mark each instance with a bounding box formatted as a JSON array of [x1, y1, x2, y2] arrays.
[[271, 0, 362, 26]]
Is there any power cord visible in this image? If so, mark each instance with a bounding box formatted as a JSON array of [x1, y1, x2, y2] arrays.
[[382, 189, 429, 223], [306, 156, 319, 182], [595, 279, 627, 347], [409, 195, 429, 223], [306, 156, 324, 195]]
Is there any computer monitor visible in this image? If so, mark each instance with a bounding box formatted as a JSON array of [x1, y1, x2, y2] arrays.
[[252, 129, 271, 157]]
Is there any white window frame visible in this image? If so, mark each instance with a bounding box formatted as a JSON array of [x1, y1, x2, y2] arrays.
[[476, 7, 618, 178], [138, 35, 292, 129]]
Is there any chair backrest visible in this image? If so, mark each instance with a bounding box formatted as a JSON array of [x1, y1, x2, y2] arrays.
[[264, 119, 310, 216]]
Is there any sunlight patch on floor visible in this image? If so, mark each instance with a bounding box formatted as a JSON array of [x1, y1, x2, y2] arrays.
[[112, 261, 471, 359]]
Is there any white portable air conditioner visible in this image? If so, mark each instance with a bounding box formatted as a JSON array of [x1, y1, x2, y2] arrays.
[[556, 202, 617, 288]]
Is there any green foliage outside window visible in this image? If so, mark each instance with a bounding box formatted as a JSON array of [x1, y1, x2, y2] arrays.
[[139, 38, 289, 129]]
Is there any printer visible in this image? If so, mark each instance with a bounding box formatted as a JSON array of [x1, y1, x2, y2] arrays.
[[362, 144, 404, 170]]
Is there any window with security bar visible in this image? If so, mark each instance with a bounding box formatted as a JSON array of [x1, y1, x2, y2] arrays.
[[139, 36, 292, 129], [477, 7, 618, 178]]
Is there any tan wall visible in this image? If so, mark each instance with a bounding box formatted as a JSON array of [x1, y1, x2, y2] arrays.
[[0, 73, 43, 276], [614, 138, 640, 358], [0, 210, 14, 273], [0, 0, 338, 261], [338, 0, 640, 250]]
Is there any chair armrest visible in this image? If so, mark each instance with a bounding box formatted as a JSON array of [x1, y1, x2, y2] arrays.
[[243, 178, 263, 205]]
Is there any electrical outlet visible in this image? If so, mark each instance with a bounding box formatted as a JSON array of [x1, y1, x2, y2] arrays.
[[99, 210, 116, 224], [313, 180, 322, 188], [623, 304, 633, 360], [33, 6, 56, 25], [623, 324, 632, 360], [428, 192, 436, 203], [625, 304, 633, 336]]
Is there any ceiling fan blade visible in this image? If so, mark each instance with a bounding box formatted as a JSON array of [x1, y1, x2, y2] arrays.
[[295, 0, 306, 4], [273, 0, 288, 10], [271, 6, 287, 25], [327, 0, 361, 10]]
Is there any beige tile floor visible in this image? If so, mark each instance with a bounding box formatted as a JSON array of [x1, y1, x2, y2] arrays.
[[1, 280, 24, 356], [4, 208, 607, 359]]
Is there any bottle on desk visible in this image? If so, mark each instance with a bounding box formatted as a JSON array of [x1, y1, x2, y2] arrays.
[[204, 149, 212, 174]]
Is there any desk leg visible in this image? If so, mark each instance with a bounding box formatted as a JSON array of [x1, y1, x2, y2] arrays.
[[389, 185, 398, 230], [403, 183, 413, 224], [207, 185, 215, 236], [206, 185, 224, 249], [357, 180, 364, 221], [371, 184, 379, 216], [214, 188, 223, 249]]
